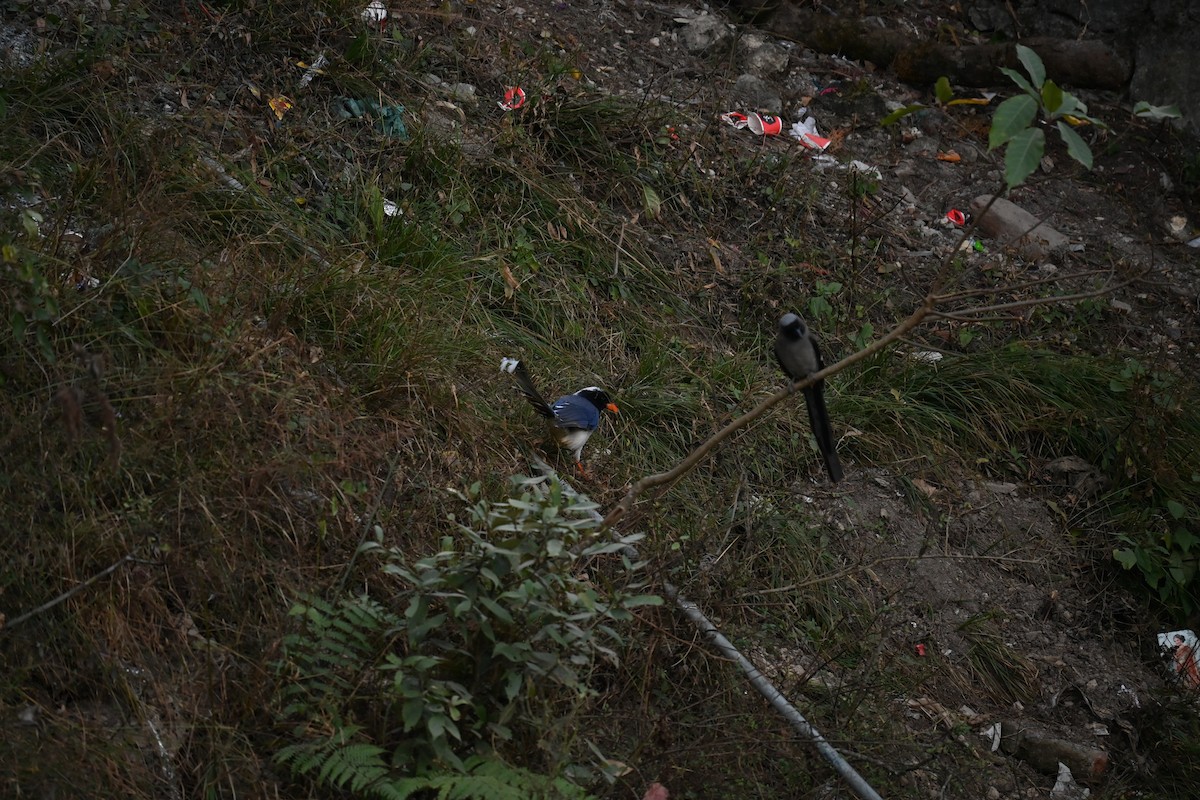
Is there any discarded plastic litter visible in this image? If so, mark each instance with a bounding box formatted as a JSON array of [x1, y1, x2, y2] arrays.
[[914, 643, 927, 657], [383, 200, 400, 217], [338, 98, 408, 139], [268, 96, 293, 121], [721, 110, 789, 137], [361, 0, 387, 27], [62, 271, 100, 291], [748, 112, 782, 136], [789, 107, 831, 150], [1188, 236, 1200, 248], [499, 86, 525, 111], [846, 160, 881, 180], [1160, 629, 1200, 689], [296, 53, 328, 90], [720, 111, 749, 130], [1051, 763, 1090, 798], [946, 209, 967, 226]]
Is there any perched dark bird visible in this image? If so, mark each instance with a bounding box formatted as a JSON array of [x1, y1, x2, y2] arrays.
[[773, 313, 844, 483], [500, 357, 619, 473]]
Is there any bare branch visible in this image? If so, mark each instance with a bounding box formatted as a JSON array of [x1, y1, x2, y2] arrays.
[[2, 554, 138, 633], [603, 299, 935, 527], [940, 279, 1134, 319], [932, 268, 1111, 302]]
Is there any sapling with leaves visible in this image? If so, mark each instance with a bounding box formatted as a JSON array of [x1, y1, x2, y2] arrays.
[[989, 44, 1107, 189]]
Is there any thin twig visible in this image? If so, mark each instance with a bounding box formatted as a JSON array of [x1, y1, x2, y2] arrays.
[[931, 268, 1110, 302], [927, 312, 1026, 323], [933, 279, 1136, 319], [736, 550, 1044, 598], [2, 554, 137, 632]]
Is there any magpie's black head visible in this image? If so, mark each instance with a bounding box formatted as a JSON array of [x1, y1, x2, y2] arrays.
[[778, 312, 807, 338], [576, 387, 619, 414]]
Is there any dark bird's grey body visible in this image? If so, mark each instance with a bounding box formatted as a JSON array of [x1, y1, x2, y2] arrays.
[[774, 313, 844, 483]]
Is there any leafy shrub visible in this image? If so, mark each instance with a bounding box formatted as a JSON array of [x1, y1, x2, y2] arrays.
[[989, 44, 1105, 188], [274, 475, 660, 797]]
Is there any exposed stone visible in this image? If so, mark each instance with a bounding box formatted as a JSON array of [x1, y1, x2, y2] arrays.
[[970, 195, 1071, 259], [679, 14, 734, 54], [732, 73, 782, 114], [739, 32, 789, 76]]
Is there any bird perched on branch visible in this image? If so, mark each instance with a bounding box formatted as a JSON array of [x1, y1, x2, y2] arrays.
[[773, 313, 844, 483], [500, 357, 619, 474]]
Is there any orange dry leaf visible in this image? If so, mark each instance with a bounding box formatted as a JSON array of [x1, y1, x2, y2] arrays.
[[500, 264, 520, 298], [825, 127, 849, 150], [936, 150, 961, 163]]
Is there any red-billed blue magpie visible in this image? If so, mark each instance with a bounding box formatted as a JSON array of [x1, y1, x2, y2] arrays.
[[774, 313, 844, 483], [500, 357, 618, 473]]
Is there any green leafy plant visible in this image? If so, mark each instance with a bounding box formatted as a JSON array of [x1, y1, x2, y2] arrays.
[[990, 44, 1106, 188], [1113, 499, 1199, 610], [806, 279, 843, 328], [879, 76, 993, 126], [1132, 100, 1183, 122], [274, 475, 659, 797]]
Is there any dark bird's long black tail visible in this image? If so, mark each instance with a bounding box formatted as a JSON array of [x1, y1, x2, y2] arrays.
[[500, 358, 553, 418], [803, 383, 844, 483]]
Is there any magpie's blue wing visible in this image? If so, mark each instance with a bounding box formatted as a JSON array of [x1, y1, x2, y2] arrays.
[[550, 395, 600, 431]]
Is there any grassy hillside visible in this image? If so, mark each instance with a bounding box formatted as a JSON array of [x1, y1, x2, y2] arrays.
[[3, 2, 1200, 797]]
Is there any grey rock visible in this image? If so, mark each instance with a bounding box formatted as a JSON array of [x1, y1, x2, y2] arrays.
[[732, 74, 781, 114], [970, 195, 1070, 259], [446, 83, 477, 105], [680, 14, 735, 54], [740, 32, 790, 76]]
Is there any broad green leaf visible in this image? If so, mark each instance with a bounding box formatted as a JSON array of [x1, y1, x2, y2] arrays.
[[641, 184, 662, 219], [622, 594, 664, 608], [1133, 100, 1182, 120], [1054, 92, 1080, 119], [402, 698, 424, 730], [1055, 121, 1093, 169], [477, 595, 513, 624], [999, 66, 1037, 98], [989, 94, 1037, 150], [1113, 548, 1137, 569], [1004, 127, 1044, 189], [880, 103, 927, 126], [1015, 44, 1046, 88], [934, 76, 953, 105], [1041, 79, 1063, 113], [1167, 499, 1188, 519], [1175, 528, 1198, 554], [10, 310, 26, 338]]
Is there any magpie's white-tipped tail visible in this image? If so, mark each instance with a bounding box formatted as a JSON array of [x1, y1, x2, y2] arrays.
[[501, 357, 554, 418]]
